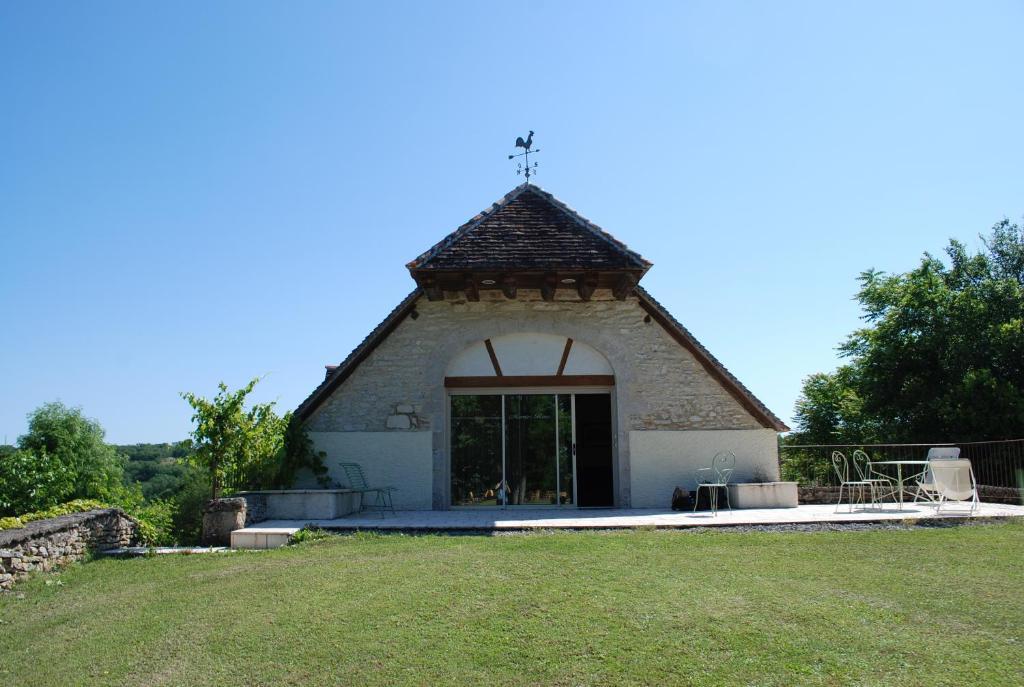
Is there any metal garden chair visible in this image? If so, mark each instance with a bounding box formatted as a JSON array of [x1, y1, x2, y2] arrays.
[[851, 449, 896, 506], [693, 451, 735, 515], [832, 451, 874, 513], [928, 458, 979, 514], [913, 447, 960, 503], [339, 462, 397, 517]]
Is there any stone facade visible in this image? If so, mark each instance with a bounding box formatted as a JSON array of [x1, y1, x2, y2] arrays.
[[0, 509, 139, 590], [305, 288, 773, 509], [307, 289, 762, 435]]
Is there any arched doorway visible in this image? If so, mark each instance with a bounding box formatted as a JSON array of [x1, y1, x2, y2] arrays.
[[446, 334, 615, 508]]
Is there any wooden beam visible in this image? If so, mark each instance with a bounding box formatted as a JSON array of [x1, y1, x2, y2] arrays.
[[613, 273, 637, 300], [541, 272, 558, 301], [577, 273, 598, 301], [483, 339, 503, 376], [501, 274, 517, 299], [463, 274, 479, 302], [419, 276, 443, 301], [556, 338, 573, 375], [445, 375, 614, 388]]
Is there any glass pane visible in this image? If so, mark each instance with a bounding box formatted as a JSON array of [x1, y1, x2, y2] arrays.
[[450, 395, 503, 506], [505, 395, 558, 505], [558, 395, 573, 505]]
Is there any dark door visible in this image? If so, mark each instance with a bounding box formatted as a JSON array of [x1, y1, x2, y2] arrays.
[[574, 394, 614, 507]]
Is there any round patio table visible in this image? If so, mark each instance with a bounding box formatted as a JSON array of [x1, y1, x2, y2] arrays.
[[868, 460, 929, 510]]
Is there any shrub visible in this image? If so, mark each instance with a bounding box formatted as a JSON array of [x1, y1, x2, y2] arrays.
[[132, 499, 176, 546], [288, 527, 332, 545]]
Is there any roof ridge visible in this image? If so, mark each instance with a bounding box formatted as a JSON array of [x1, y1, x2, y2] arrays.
[[406, 184, 651, 272]]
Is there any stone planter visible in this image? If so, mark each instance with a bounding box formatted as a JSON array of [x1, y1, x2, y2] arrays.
[[727, 482, 799, 509], [202, 498, 247, 546]]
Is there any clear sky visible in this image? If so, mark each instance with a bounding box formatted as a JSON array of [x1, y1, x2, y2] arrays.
[[1, 2, 1022, 444]]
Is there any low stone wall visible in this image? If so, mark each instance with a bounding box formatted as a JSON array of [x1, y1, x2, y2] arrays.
[[798, 485, 1024, 505], [0, 509, 139, 590]]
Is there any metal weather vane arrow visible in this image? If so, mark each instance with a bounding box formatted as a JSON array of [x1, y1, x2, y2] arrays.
[[508, 130, 539, 183]]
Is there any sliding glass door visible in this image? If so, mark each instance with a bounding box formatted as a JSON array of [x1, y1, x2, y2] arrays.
[[450, 393, 576, 507], [450, 395, 504, 507]]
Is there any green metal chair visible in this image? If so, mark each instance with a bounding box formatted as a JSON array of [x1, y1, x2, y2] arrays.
[[339, 462, 397, 517]]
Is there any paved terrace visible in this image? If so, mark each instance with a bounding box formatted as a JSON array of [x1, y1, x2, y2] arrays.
[[232, 502, 1024, 548]]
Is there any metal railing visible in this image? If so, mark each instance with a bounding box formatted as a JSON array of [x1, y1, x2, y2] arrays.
[[780, 439, 1024, 489]]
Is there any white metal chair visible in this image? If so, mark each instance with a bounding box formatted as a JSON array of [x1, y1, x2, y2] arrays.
[[913, 447, 960, 503], [693, 451, 735, 515], [832, 451, 874, 513], [852, 449, 896, 506], [928, 458, 979, 514]]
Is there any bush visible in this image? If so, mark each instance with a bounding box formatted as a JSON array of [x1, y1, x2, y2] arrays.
[[169, 469, 211, 545], [288, 527, 332, 545], [132, 500, 176, 546]]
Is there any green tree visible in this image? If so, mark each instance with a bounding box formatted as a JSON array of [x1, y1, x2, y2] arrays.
[[181, 378, 286, 500], [0, 448, 72, 515], [792, 219, 1024, 443], [18, 403, 126, 501]]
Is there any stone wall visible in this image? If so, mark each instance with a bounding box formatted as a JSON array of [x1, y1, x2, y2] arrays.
[[307, 289, 763, 434], [306, 289, 771, 508], [0, 509, 139, 590], [798, 485, 1023, 505]]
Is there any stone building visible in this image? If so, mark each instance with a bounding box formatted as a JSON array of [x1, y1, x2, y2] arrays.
[[295, 184, 788, 509]]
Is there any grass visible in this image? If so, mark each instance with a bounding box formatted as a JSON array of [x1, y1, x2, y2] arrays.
[[2, 523, 1023, 686]]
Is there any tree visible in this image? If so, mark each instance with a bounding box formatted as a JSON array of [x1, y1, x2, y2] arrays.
[[181, 378, 286, 500], [791, 219, 1024, 443], [0, 448, 72, 515]]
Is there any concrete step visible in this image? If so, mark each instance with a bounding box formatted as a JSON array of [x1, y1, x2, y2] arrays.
[[230, 526, 299, 550]]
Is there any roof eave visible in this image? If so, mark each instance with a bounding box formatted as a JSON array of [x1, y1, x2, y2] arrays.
[[295, 289, 422, 422], [635, 287, 790, 432]]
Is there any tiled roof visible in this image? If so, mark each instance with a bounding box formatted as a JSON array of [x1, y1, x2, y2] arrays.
[[408, 184, 651, 273]]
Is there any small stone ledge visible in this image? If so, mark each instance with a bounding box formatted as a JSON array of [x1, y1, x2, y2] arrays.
[[0, 508, 128, 548], [0, 509, 140, 590]]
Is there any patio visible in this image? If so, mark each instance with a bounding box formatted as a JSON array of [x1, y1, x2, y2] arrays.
[[230, 501, 1024, 548]]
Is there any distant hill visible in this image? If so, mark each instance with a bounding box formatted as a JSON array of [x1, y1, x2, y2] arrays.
[[115, 441, 192, 501]]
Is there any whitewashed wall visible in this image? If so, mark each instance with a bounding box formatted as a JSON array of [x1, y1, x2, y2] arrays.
[[628, 429, 779, 508], [304, 431, 434, 510]]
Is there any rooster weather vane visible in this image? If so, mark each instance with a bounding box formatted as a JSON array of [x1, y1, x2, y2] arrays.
[[508, 130, 539, 182]]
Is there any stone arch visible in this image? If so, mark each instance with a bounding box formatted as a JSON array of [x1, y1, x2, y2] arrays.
[[446, 332, 614, 378]]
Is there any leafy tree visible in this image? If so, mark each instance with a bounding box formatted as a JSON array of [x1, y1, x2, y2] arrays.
[[0, 448, 72, 515], [181, 378, 286, 500], [0, 402, 129, 515], [792, 219, 1024, 444]]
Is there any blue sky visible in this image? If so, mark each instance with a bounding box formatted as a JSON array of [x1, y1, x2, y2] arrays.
[[1, 2, 1022, 444]]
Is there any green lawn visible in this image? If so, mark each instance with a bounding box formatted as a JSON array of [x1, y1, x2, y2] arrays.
[[2, 523, 1023, 686]]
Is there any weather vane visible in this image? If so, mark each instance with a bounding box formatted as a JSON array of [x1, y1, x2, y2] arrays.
[[508, 130, 539, 182]]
